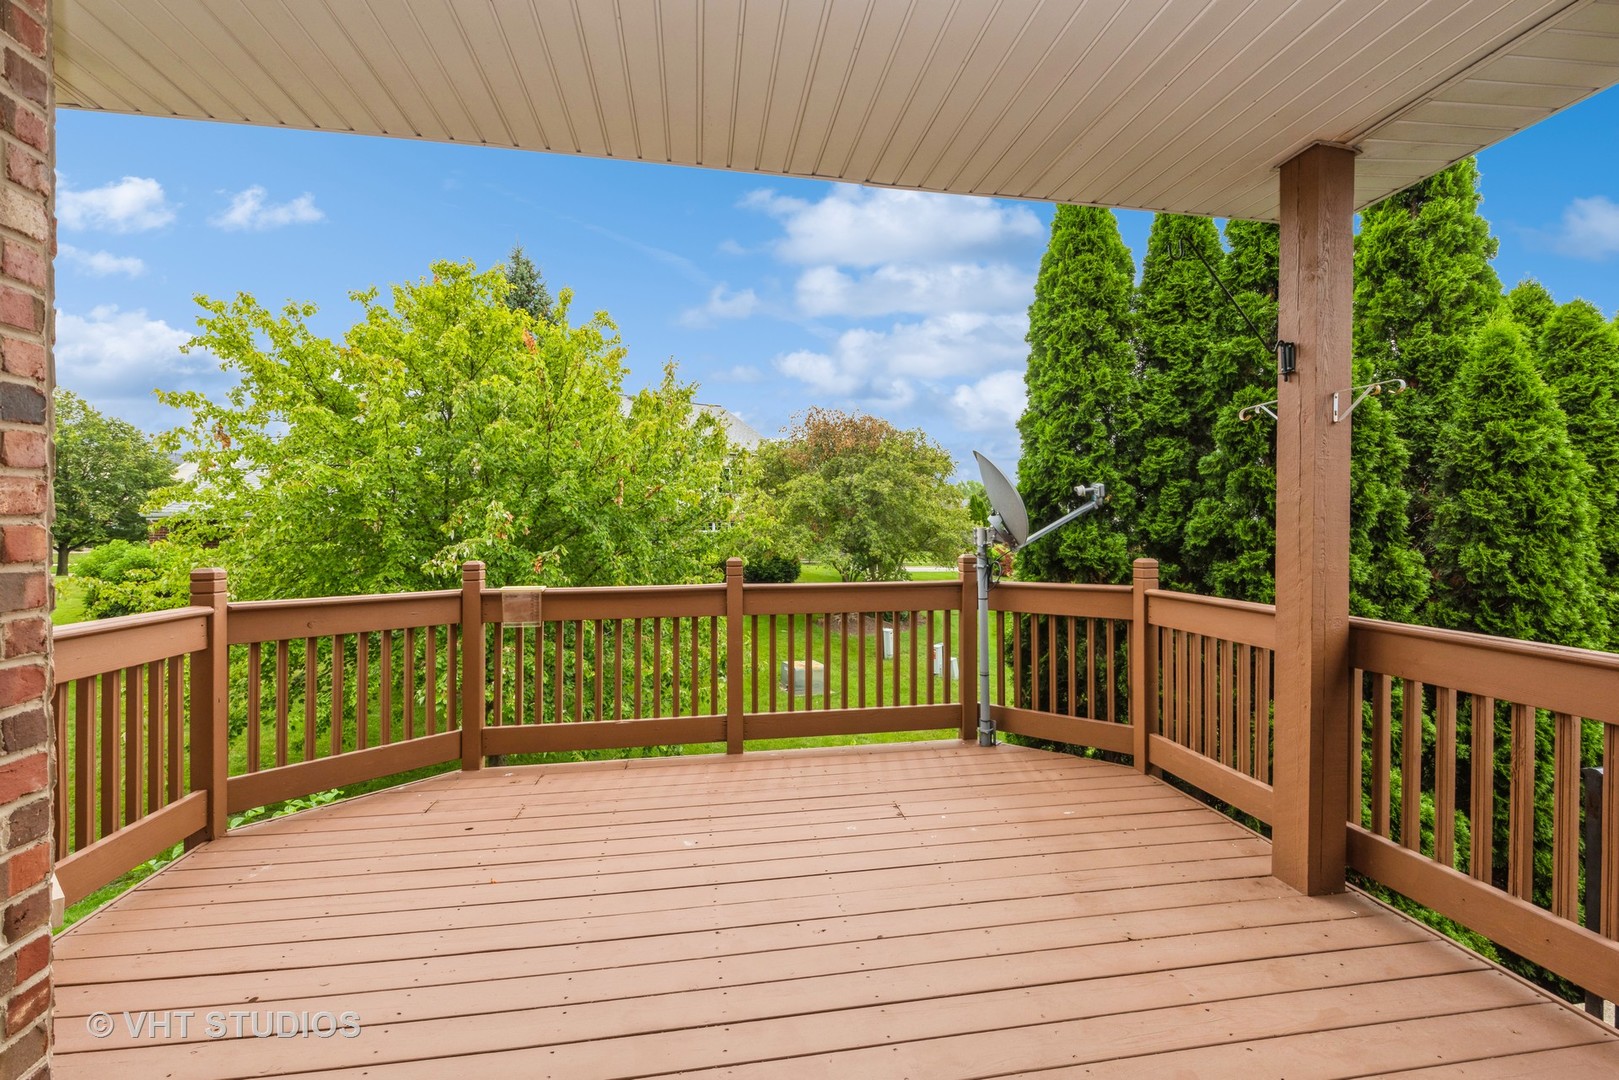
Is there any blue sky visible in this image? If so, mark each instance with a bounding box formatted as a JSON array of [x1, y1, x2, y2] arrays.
[[55, 85, 1619, 476]]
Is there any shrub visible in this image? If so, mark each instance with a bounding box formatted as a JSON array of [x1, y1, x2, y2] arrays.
[[743, 554, 800, 584]]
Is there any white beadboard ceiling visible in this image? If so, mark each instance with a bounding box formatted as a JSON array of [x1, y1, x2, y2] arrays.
[[51, 0, 1619, 220]]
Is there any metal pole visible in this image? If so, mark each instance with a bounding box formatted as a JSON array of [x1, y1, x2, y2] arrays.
[[974, 526, 995, 747], [1585, 765, 1606, 1020]]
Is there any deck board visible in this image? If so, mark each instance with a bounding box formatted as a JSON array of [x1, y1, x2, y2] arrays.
[[53, 740, 1619, 1078]]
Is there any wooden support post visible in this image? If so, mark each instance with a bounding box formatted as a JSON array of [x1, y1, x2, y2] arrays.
[[958, 554, 977, 742], [188, 568, 230, 842], [1130, 558, 1159, 773], [725, 558, 745, 755], [460, 562, 486, 771], [1271, 142, 1356, 895]]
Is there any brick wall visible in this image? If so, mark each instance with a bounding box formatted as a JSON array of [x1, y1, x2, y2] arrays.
[[0, 0, 50, 1077]]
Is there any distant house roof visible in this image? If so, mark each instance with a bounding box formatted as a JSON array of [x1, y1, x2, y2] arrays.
[[693, 403, 766, 452]]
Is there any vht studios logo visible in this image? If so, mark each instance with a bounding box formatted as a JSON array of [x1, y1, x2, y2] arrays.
[[86, 1010, 362, 1040]]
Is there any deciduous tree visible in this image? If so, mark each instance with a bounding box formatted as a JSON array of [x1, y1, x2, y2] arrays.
[[753, 409, 967, 582], [53, 390, 174, 574], [157, 261, 732, 599]]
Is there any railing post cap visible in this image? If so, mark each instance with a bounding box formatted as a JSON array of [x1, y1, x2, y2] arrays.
[[1132, 558, 1159, 577], [725, 557, 744, 573], [462, 561, 486, 579], [190, 567, 226, 581], [958, 553, 976, 570]]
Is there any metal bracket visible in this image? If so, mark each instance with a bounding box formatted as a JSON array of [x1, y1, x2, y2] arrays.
[[1332, 378, 1407, 423], [1238, 399, 1278, 422]]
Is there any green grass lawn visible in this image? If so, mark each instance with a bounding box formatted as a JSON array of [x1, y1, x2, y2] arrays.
[[798, 563, 959, 583], [52, 576, 87, 625]]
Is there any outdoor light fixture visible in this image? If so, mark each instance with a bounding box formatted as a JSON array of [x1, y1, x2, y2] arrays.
[[1277, 340, 1297, 381], [971, 452, 1105, 747]]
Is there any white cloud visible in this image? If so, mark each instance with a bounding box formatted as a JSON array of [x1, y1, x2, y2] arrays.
[[58, 176, 175, 233], [774, 311, 1028, 406], [54, 306, 218, 429], [742, 185, 1042, 267], [950, 370, 1027, 433], [795, 262, 1033, 318], [58, 243, 145, 278], [678, 284, 759, 327], [211, 186, 325, 231], [1551, 196, 1619, 260]]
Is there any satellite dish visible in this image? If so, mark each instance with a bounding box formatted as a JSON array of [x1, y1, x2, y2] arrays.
[[973, 452, 1029, 547]]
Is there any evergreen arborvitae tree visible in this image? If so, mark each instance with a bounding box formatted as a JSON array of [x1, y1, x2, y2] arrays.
[[1430, 319, 1606, 647], [1504, 278, 1555, 349], [1130, 214, 1224, 589], [1534, 299, 1619, 638], [1354, 157, 1502, 556], [1016, 205, 1137, 585], [1186, 219, 1277, 602], [503, 243, 554, 323]]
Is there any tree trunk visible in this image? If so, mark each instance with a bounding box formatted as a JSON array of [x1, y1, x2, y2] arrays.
[[56, 543, 70, 576]]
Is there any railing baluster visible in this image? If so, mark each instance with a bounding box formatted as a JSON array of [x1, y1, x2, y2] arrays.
[[333, 634, 347, 753], [634, 619, 645, 719], [167, 657, 182, 802], [425, 627, 436, 736], [1371, 673, 1392, 837], [275, 640, 290, 765], [145, 663, 161, 816], [555, 621, 567, 723], [1106, 620, 1116, 725], [490, 625, 504, 728], [841, 611, 850, 709], [1028, 613, 1039, 712], [357, 633, 370, 749], [1401, 679, 1424, 851], [824, 612, 834, 711], [855, 613, 865, 708], [613, 620, 624, 721], [380, 630, 394, 744], [784, 614, 793, 713], [1552, 711, 1580, 920], [246, 643, 261, 773], [912, 611, 921, 708], [1238, 645, 1253, 778], [1602, 732, 1618, 943], [99, 669, 117, 838], [1471, 694, 1495, 882], [1011, 612, 1022, 710], [303, 637, 318, 761], [74, 676, 90, 850], [1434, 687, 1457, 866], [1509, 702, 1536, 900], [449, 624, 459, 729], [52, 683, 67, 853], [1349, 668, 1364, 822], [123, 666, 140, 828], [943, 608, 952, 706], [574, 621, 586, 723], [928, 610, 937, 706]]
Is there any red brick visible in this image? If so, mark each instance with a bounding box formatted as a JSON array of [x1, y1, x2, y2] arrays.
[[0, 241, 43, 290], [0, 339, 43, 380], [0, 574, 44, 612], [0, 661, 43, 711], [9, 0, 40, 21], [3, 50, 44, 109], [0, 704, 44, 751], [0, 476, 43, 514], [0, 750, 42, 804], [2, 5, 45, 60], [0, 524, 43, 562], [12, 931, 45, 984], [2, 145, 43, 197], [0, 431, 44, 470], [4, 973, 47, 1035], [1, 616, 46, 654], [1, 99, 45, 154], [3, 798, 45, 846], [0, 1021, 46, 1080], [3, 842, 45, 896], [2, 881, 46, 939], [0, 285, 38, 332]]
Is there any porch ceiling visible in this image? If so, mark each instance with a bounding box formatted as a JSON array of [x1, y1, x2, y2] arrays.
[[52, 0, 1619, 220]]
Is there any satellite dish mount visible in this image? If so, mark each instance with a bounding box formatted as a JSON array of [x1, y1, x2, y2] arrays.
[[971, 452, 1106, 747]]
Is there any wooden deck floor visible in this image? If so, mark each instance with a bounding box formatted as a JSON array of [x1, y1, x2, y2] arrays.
[[52, 741, 1619, 1078]]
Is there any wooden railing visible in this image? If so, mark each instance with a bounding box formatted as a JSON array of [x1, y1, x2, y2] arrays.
[[44, 555, 1619, 1010], [1347, 618, 1619, 1005]]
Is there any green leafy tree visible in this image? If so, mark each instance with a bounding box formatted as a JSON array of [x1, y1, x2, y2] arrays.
[[1186, 219, 1277, 602], [71, 538, 198, 619], [1429, 319, 1606, 646], [754, 409, 967, 582], [53, 390, 174, 574], [503, 243, 554, 323], [1353, 157, 1502, 554], [156, 261, 732, 599], [1534, 299, 1619, 634], [1016, 205, 1137, 584], [1130, 214, 1224, 589], [958, 480, 990, 527], [1503, 278, 1555, 349]]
